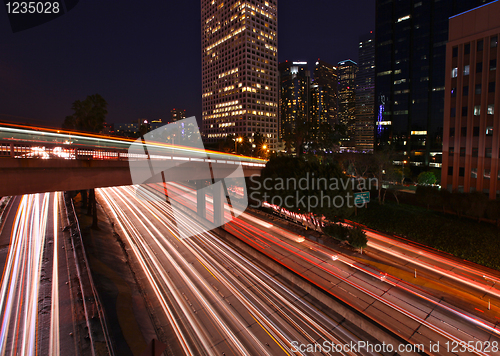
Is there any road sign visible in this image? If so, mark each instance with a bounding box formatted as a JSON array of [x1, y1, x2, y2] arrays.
[[354, 191, 370, 205]]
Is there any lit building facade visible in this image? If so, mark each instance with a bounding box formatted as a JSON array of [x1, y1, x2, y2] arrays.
[[201, 0, 278, 148], [170, 108, 186, 122], [338, 60, 358, 147], [375, 0, 495, 167], [278, 61, 310, 140], [114, 122, 140, 137], [442, 0, 500, 199], [311, 59, 338, 133], [355, 33, 375, 152], [150, 119, 164, 131]]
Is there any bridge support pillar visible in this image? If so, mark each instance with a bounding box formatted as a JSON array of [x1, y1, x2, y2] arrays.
[[213, 182, 226, 227], [196, 180, 206, 220]]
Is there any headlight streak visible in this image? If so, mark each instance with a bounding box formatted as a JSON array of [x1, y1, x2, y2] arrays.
[[179, 229, 362, 356], [232, 218, 495, 355], [106, 186, 263, 356], [98, 189, 205, 356], [49, 192, 60, 356], [158, 183, 499, 355], [0, 193, 50, 356], [331, 254, 500, 339], [363, 230, 500, 298], [119, 185, 376, 356], [122, 187, 295, 356], [0, 197, 28, 355]]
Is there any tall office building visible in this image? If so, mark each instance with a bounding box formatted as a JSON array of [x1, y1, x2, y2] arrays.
[[311, 60, 338, 133], [171, 108, 186, 122], [355, 33, 375, 152], [338, 60, 358, 148], [442, 0, 500, 199], [375, 0, 495, 166], [201, 0, 278, 149], [278, 61, 310, 140]]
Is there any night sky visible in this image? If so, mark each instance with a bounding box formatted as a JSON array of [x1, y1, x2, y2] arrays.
[[0, 0, 375, 128]]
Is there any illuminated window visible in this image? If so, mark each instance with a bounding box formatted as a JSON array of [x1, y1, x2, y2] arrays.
[[451, 67, 458, 78], [463, 65, 470, 76], [397, 15, 411, 23], [488, 104, 495, 115]]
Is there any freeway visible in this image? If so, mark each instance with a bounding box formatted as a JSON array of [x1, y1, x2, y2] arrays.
[[353, 224, 500, 299], [0, 193, 62, 356], [152, 182, 500, 356], [98, 185, 388, 356]]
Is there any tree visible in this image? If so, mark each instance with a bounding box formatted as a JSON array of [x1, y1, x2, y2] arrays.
[[253, 131, 269, 158], [340, 152, 371, 178], [257, 156, 354, 225], [63, 94, 108, 230], [371, 149, 398, 204], [348, 226, 368, 249], [418, 171, 437, 185], [307, 122, 337, 155], [63, 94, 108, 133], [218, 135, 236, 153], [323, 223, 349, 241]]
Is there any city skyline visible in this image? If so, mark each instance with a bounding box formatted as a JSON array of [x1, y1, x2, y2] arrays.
[[0, 0, 375, 128]]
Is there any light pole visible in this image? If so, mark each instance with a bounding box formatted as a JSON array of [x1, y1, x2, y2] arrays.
[[262, 144, 267, 159], [235, 137, 242, 153], [402, 160, 407, 185]]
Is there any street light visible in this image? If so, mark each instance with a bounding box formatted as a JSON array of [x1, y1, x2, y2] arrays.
[[235, 137, 243, 153], [402, 160, 408, 185]]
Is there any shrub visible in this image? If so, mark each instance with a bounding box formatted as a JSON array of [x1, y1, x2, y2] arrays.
[[348, 226, 367, 248], [417, 171, 437, 185]]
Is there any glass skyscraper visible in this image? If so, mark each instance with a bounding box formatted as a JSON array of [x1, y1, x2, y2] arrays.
[[311, 60, 338, 131], [278, 61, 310, 140], [375, 0, 495, 166], [338, 60, 358, 148], [355, 33, 375, 152]]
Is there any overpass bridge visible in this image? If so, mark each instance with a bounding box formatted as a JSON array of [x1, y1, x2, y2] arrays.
[[0, 124, 266, 226]]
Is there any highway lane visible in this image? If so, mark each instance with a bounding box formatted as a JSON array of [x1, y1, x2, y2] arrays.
[[157, 182, 500, 356], [99, 185, 384, 356], [355, 225, 500, 298], [0, 193, 60, 356]]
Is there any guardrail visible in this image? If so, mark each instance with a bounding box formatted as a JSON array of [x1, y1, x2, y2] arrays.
[[0, 140, 267, 168], [64, 192, 115, 356]]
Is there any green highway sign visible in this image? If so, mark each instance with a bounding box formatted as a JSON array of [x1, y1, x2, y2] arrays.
[[354, 191, 370, 205]]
